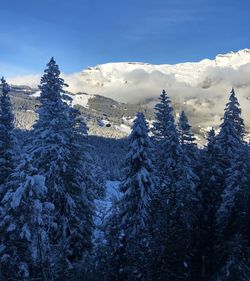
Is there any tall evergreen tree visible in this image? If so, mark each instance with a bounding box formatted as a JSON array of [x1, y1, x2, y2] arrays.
[[0, 77, 16, 198], [152, 89, 174, 142], [178, 110, 196, 147], [216, 144, 250, 280], [150, 90, 199, 281], [190, 128, 224, 280], [0, 155, 50, 281], [214, 89, 248, 280], [28, 58, 99, 280], [101, 112, 156, 280], [120, 112, 155, 230], [216, 88, 245, 167]]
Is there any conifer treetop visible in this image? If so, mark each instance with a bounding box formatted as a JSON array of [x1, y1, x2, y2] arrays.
[[178, 110, 196, 146], [220, 88, 245, 140], [1, 77, 10, 94], [152, 89, 175, 141], [0, 76, 14, 130], [39, 57, 68, 103], [120, 112, 155, 230]]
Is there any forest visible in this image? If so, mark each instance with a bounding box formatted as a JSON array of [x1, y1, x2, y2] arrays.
[[0, 58, 249, 281]]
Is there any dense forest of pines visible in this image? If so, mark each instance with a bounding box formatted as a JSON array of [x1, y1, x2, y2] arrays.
[[0, 58, 249, 281]]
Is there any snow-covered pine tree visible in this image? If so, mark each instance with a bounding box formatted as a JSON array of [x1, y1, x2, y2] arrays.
[[100, 112, 156, 280], [152, 91, 198, 212], [29, 58, 99, 279], [150, 90, 199, 281], [216, 145, 250, 280], [190, 128, 224, 280], [152, 89, 174, 142], [0, 155, 50, 281], [120, 112, 156, 279], [177, 110, 198, 165], [120, 112, 155, 230], [63, 106, 102, 272], [178, 111, 196, 147], [0, 77, 16, 199], [214, 89, 248, 280], [216, 88, 245, 167], [223, 88, 245, 139]]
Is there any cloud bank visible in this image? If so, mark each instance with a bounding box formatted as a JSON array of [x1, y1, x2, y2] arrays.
[[8, 53, 250, 135]]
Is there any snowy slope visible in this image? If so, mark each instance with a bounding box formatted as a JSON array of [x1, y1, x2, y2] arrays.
[[31, 91, 94, 108], [94, 181, 121, 240], [68, 92, 93, 108]]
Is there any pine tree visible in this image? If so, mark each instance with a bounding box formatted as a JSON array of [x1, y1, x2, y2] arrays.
[[0, 155, 50, 281], [216, 88, 245, 167], [177, 110, 198, 165], [214, 89, 247, 280], [216, 145, 250, 280], [223, 88, 245, 139], [152, 89, 174, 142], [0, 77, 16, 198], [101, 112, 156, 280], [190, 128, 224, 280], [120, 112, 155, 230], [28, 58, 99, 279], [150, 90, 199, 281], [152, 91, 198, 216], [178, 111, 196, 147]]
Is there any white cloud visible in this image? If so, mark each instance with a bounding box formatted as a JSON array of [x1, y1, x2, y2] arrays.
[[9, 75, 40, 88]]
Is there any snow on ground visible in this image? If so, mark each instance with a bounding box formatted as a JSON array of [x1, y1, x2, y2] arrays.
[[68, 92, 93, 108], [31, 91, 93, 109], [115, 124, 131, 134], [31, 91, 41, 97], [94, 180, 121, 240]]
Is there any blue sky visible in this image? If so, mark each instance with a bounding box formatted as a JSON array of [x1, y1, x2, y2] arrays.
[[0, 0, 249, 76]]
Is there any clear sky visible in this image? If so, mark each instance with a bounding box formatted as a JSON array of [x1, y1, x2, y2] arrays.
[[0, 0, 249, 76]]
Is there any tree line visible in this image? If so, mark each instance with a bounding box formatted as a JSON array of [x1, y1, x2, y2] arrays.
[[0, 59, 249, 281]]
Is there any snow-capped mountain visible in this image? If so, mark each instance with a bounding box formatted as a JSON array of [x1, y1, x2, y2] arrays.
[[63, 49, 250, 140], [8, 49, 250, 142], [75, 49, 250, 93], [9, 49, 250, 103]]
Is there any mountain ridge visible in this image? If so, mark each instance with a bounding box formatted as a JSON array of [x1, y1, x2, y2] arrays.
[[75, 48, 250, 94]]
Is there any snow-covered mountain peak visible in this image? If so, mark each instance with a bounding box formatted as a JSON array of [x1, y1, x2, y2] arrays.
[[9, 49, 250, 99], [81, 49, 250, 77], [214, 49, 250, 68], [77, 49, 250, 90]]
